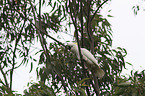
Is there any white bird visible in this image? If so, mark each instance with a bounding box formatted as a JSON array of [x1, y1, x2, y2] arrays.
[[67, 42, 105, 78]]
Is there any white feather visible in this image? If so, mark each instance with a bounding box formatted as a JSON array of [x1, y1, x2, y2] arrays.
[[67, 43, 105, 78]]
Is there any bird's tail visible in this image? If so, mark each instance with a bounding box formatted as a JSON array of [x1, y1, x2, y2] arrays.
[[93, 67, 105, 79]]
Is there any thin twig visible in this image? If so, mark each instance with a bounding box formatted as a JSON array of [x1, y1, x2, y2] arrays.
[[29, 0, 68, 93], [53, 69, 68, 93], [91, 0, 109, 21], [14, 8, 66, 47], [29, 0, 48, 57], [80, 0, 84, 47], [10, 19, 26, 90]]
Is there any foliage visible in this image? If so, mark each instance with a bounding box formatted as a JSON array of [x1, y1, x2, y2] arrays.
[[35, 0, 127, 95], [24, 82, 56, 96], [132, 0, 145, 15], [0, 0, 62, 94], [0, 0, 130, 95], [113, 70, 145, 96]]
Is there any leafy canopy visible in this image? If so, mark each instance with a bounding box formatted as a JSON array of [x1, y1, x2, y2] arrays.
[[0, 0, 137, 95]]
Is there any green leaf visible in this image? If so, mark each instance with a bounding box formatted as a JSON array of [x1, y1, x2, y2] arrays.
[[73, 87, 87, 96], [107, 15, 113, 17], [126, 62, 133, 66], [39, 52, 45, 64], [78, 78, 91, 85], [29, 62, 33, 73], [50, 1, 56, 13], [108, 10, 112, 12], [117, 82, 131, 86]]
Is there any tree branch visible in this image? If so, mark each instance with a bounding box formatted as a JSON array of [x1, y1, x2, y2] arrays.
[[69, 0, 91, 95], [80, 0, 84, 47], [29, 0, 48, 57], [29, 0, 68, 93], [92, 71, 100, 96], [91, 0, 109, 21], [68, 0, 84, 72], [53, 69, 68, 93], [10, 19, 26, 90], [13, 7, 66, 48], [87, 0, 102, 95], [86, 0, 92, 42]]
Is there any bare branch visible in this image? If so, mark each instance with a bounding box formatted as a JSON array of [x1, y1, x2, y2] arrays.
[[91, 0, 109, 21], [86, 0, 92, 42], [10, 18, 26, 90], [80, 0, 84, 47]]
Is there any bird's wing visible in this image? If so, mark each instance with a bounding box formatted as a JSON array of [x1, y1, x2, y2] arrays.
[[81, 48, 99, 66], [81, 48, 105, 78]]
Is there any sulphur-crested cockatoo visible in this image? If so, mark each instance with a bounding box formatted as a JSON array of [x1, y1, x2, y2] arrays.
[[67, 42, 105, 78]]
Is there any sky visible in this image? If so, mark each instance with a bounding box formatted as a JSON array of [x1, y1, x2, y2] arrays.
[[10, 0, 145, 94], [105, 0, 145, 75]]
